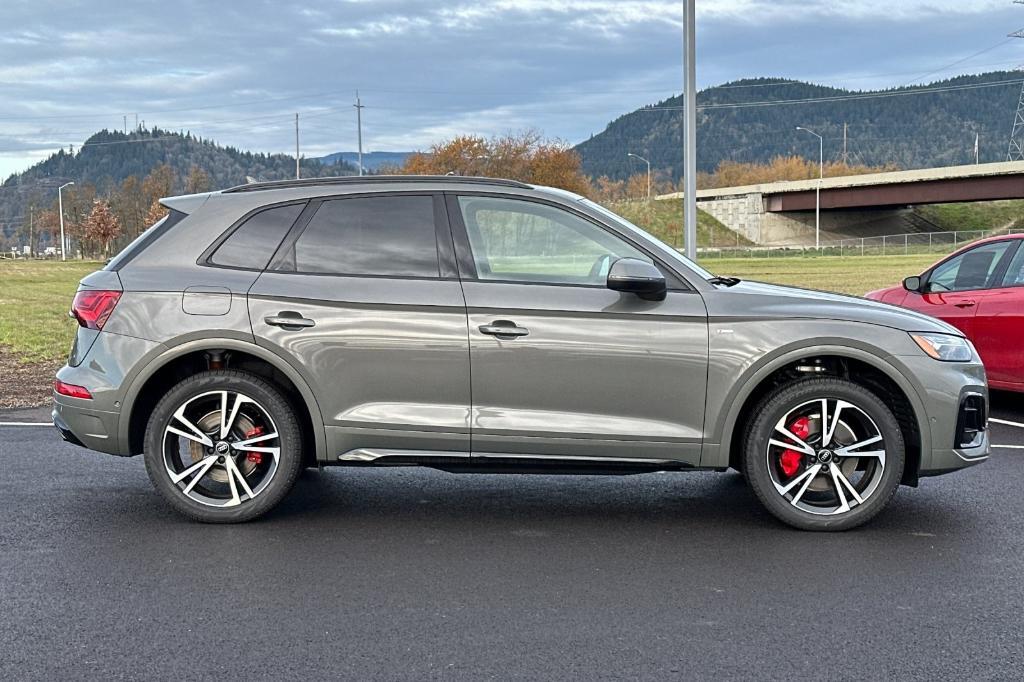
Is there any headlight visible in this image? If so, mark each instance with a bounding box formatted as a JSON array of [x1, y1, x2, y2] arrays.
[[910, 333, 972, 362]]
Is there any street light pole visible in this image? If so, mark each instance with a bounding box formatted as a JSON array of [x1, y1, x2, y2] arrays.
[[682, 0, 697, 259], [796, 127, 823, 250], [58, 181, 74, 261], [626, 151, 651, 199]]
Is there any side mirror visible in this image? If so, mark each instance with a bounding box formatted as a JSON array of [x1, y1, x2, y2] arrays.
[[902, 275, 922, 293], [607, 258, 667, 301]]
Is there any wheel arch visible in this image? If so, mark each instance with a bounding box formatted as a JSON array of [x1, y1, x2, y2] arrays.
[[120, 338, 326, 463], [707, 344, 929, 486]]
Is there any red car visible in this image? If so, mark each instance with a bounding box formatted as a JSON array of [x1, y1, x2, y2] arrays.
[[866, 233, 1024, 392]]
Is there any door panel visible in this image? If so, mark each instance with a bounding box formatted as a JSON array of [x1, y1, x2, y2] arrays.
[[902, 291, 980, 338], [974, 242, 1024, 387], [249, 274, 471, 456], [463, 280, 708, 464]]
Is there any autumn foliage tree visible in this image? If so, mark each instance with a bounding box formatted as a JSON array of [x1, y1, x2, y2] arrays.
[[83, 200, 122, 258], [400, 131, 591, 195]]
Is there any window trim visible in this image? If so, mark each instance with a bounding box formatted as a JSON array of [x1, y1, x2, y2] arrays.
[[921, 238, 1020, 294], [445, 191, 693, 292], [199, 199, 310, 273], [268, 191, 450, 281]]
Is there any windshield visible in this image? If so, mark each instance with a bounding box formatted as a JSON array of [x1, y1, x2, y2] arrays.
[[577, 198, 716, 280]]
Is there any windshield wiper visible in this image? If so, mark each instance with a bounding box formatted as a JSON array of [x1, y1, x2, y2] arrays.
[[708, 276, 741, 287]]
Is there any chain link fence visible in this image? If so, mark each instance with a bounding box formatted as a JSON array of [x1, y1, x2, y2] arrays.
[[697, 227, 1019, 259]]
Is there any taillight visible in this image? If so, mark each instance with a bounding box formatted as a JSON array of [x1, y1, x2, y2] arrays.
[[71, 290, 121, 330], [54, 379, 93, 400]]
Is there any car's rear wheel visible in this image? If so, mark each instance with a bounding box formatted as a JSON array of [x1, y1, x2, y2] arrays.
[[743, 377, 905, 531], [143, 370, 303, 523]]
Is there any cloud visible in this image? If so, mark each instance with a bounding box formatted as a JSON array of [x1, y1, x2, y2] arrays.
[[0, 0, 1019, 181]]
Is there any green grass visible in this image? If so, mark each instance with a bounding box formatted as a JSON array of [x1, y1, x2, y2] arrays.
[[700, 254, 938, 296], [915, 200, 1024, 233], [0, 260, 101, 363]]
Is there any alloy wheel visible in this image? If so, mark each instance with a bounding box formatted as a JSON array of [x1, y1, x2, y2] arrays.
[[161, 390, 281, 508], [765, 398, 887, 516]]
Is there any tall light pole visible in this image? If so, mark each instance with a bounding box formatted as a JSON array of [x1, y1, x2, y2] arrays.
[[796, 126, 823, 250], [58, 181, 74, 261], [627, 153, 651, 200], [354, 91, 365, 176], [682, 0, 697, 259], [295, 113, 300, 180]]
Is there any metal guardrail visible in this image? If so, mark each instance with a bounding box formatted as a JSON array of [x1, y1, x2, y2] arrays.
[[697, 227, 1019, 258]]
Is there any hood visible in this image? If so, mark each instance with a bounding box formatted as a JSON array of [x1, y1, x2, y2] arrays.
[[711, 280, 962, 335]]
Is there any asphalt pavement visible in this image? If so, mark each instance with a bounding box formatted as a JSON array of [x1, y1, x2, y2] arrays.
[[1, 394, 1023, 680]]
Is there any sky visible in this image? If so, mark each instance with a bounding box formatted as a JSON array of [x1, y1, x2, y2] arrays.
[[1, 0, 1023, 179]]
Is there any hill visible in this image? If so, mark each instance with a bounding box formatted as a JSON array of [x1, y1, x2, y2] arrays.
[[575, 71, 1024, 181], [0, 128, 357, 241], [316, 151, 411, 172]]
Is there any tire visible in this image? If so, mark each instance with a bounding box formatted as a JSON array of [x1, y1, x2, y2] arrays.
[[743, 377, 904, 531], [143, 370, 304, 523]]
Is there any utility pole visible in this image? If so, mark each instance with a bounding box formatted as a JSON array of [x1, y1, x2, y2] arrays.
[[58, 182, 74, 262], [123, 115, 127, 135], [842, 123, 849, 165], [797, 127, 823, 250], [975, 132, 981, 164], [354, 91, 365, 176], [28, 206, 33, 259], [295, 113, 300, 179], [682, 0, 697, 259]]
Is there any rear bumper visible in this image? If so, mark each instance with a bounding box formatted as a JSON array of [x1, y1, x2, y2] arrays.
[[51, 400, 125, 456]]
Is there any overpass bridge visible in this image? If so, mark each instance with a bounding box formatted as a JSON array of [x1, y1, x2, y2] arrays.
[[657, 161, 1024, 245]]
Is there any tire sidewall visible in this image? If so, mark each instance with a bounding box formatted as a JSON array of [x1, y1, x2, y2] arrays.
[[743, 378, 905, 531], [143, 371, 303, 523]]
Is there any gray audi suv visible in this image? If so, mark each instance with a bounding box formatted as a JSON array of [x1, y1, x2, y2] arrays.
[[52, 176, 989, 530]]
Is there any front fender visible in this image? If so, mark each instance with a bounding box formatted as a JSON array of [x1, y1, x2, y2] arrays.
[[700, 326, 931, 470]]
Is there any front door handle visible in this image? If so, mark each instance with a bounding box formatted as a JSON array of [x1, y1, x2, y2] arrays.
[[479, 320, 529, 339], [953, 300, 977, 309], [264, 311, 316, 330]]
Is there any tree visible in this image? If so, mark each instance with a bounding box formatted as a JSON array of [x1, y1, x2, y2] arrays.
[[399, 131, 592, 195], [144, 199, 167, 227], [186, 166, 211, 194], [83, 200, 122, 258]]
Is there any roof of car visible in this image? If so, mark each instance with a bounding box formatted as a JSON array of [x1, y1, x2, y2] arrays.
[[221, 175, 533, 194]]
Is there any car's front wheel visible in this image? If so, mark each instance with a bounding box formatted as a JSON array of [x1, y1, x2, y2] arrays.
[[743, 378, 905, 531], [143, 370, 303, 523]]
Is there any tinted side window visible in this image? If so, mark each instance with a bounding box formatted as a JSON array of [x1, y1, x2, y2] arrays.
[[289, 196, 439, 278], [926, 241, 1013, 292], [211, 203, 304, 270]]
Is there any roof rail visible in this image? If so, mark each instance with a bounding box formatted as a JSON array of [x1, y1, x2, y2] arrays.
[[221, 175, 533, 194]]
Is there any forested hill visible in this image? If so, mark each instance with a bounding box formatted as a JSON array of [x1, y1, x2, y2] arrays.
[[2, 127, 357, 193], [0, 128, 357, 243], [575, 71, 1024, 181]]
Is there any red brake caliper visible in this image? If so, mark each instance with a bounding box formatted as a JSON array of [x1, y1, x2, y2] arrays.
[[779, 416, 810, 478], [243, 426, 264, 465]]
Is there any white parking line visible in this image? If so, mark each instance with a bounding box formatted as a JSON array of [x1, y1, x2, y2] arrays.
[[0, 422, 51, 427], [991, 418, 1024, 429], [992, 444, 1024, 450]]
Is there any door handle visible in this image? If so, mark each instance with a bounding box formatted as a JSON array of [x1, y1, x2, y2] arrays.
[[479, 320, 529, 338], [264, 312, 316, 330], [953, 300, 977, 308]]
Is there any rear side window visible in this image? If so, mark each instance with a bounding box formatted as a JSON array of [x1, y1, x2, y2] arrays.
[[285, 195, 439, 278], [210, 203, 304, 270], [1001, 243, 1024, 287]]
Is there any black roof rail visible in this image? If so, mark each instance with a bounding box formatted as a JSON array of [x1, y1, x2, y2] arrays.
[[221, 175, 533, 194]]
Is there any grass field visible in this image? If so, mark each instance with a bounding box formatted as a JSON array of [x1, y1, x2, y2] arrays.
[[0, 260, 100, 363], [0, 254, 934, 367]]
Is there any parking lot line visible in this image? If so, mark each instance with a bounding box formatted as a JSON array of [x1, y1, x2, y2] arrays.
[[0, 422, 51, 427], [991, 418, 1024, 429], [992, 445, 1024, 450]]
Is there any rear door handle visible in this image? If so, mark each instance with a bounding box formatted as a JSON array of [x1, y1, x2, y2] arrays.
[[478, 320, 529, 338], [954, 300, 977, 308], [264, 312, 316, 330]]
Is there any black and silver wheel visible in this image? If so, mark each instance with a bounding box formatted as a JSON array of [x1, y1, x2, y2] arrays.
[[743, 378, 904, 531], [143, 371, 303, 523]]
